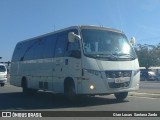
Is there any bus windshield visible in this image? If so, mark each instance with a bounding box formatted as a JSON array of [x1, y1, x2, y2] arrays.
[[81, 29, 137, 60]]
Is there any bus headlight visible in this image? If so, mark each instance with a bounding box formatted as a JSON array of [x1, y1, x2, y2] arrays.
[[84, 69, 103, 78], [90, 85, 95, 90]]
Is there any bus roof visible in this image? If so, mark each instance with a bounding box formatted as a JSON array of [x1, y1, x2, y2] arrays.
[[79, 25, 123, 33], [17, 25, 123, 44]]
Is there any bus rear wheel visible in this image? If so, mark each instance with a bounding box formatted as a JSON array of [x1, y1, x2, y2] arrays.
[[22, 78, 37, 94], [114, 92, 128, 101]]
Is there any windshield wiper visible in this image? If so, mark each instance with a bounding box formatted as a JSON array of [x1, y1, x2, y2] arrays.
[[97, 53, 136, 60], [85, 53, 114, 59], [116, 53, 135, 59], [85, 53, 135, 60], [94, 53, 119, 60]]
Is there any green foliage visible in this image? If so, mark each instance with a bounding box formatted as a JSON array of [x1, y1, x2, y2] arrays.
[[135, 43, 160, 69]]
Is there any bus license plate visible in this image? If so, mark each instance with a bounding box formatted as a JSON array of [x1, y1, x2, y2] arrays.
[[114, 78, 126, 83]]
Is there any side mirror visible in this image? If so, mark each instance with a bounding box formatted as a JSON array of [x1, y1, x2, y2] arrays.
[[68, 32, 81, 43], [130, 37, 136, 45], [70, 50, 81, 59]]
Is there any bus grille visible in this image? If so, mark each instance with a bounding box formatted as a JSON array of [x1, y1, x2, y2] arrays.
[[105, 71, 132, 78], [105, 70, 132, 88], [108, 81, 130, 88]]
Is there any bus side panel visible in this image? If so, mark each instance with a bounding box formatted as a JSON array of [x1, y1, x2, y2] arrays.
[[10, 62, 21, 87], [22, 59, 54, 91]]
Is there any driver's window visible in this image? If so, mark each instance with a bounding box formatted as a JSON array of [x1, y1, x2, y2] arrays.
[[68, 39, 80, 51], [66, 39, 80, 56]]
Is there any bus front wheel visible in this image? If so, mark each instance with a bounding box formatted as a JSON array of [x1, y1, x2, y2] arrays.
[[114, 92, 128, 101], [64, 80, 76, 102]]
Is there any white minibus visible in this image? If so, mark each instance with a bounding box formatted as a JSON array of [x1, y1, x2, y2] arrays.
[[10, 25, 140, 101]]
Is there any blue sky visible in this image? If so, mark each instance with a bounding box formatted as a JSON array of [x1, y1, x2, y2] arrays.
[[1, 0, 160, 61]]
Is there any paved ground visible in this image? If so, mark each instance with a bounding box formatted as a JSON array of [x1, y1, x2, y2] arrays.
[[129, 81, 160, 98], [5, 80, 160, 97], [1, 81, 160, 120]]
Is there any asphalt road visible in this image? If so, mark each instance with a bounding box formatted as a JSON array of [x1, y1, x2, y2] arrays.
[[0, 82, 160, 120], [140, 81, 160, 90], [135, 81, 160, 95], [1, 84, 160, 111]]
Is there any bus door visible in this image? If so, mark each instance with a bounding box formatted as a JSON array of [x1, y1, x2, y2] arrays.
[[63, 38, 82, 93]]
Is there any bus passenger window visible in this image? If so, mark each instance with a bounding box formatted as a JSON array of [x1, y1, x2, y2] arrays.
[[55, 33, 68, 57]]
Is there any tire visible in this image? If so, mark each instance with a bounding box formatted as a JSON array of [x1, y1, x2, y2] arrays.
[[22, 79, 37, 95], [22, 79, 28, 93], [1, 83, 5, 87], [64, 81, 77, 102], [114, 92, 128, 101]]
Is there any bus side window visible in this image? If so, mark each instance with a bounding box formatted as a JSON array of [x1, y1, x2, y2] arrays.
[[43, 35, 56, 58], [12, 43, 22, 61], [33, 39, 45, 59], [68, 40, 80, 51], [22, 40, 36, 60], [55, 33, 68, 57], [66, 39, 81, 58]]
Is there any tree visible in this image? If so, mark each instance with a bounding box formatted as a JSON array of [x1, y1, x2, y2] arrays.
[[135, 43, 160, 70]]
